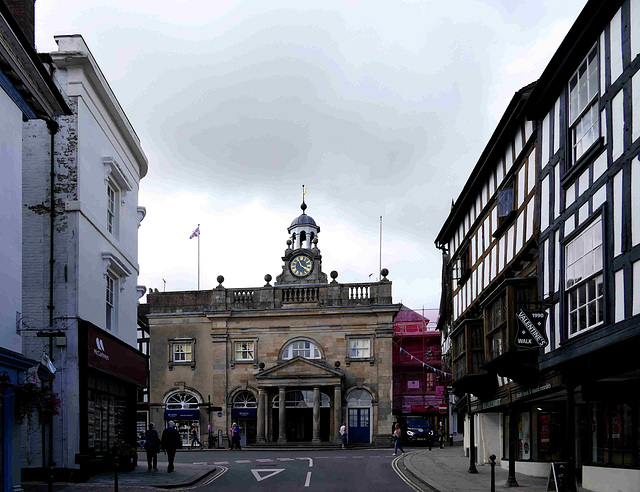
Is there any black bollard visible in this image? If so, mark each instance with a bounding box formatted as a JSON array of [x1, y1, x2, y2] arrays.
[[428, 432, 432, 451], [114, 457, 118, 492], [490, 454, 496, 492], [449, 434, 454, 446], [47, 466, 54, 492]]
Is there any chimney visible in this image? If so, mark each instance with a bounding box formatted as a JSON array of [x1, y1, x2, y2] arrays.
[[4, 0, 36, 47]]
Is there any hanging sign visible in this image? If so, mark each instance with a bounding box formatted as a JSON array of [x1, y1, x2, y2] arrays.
[[514, 309, 549, 349]]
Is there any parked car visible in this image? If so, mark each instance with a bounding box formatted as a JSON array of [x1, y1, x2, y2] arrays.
[[405, 418, 433, 444]]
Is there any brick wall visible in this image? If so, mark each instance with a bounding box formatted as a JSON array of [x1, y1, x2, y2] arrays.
[[5, 0, 35, 46]]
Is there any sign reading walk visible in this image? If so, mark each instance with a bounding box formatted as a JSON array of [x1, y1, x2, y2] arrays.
[[514, 309, 549, 349]]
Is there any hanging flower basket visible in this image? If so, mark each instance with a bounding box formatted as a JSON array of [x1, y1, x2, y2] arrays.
[[14, 380, 61, 428]]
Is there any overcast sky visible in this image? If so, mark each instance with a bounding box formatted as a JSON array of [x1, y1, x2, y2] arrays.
[[35, 0, 586, 310]]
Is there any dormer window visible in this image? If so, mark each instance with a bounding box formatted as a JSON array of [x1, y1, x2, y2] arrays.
[[569, 45, 599, 164]]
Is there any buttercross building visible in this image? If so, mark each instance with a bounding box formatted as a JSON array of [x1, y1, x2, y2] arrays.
[[145, 201, 401, 447]]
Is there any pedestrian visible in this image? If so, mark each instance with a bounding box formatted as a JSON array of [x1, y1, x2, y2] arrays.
[[191, 427, 202, 449], [161, 421, 181, 473], [339, 422, 347, 449], [230, 422, 241, 450], [143, 422, 160, 471], [392, 423, 405, 456]]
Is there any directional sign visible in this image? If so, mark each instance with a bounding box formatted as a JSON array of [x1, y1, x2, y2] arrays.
[[514, 309, 549, 349], [251, 468, 285, 482]]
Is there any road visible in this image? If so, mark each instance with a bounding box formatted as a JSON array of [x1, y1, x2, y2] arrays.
[[174, 448, 414, 492]]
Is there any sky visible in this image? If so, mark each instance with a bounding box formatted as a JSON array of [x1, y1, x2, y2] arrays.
[[34, 0, 587, 310]]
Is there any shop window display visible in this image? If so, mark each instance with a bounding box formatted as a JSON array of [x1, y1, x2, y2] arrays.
[[590, 401, 637, 467]]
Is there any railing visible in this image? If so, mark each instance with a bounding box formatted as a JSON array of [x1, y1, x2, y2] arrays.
[[233, 290, 255, 304], [281, 287, 319, 303], [348, 285, 370, 300]]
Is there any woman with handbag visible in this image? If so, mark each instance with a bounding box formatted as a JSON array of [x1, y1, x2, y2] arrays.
[[393, 423, 405, 456]]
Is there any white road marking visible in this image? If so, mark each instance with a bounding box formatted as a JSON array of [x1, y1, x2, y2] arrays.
[[192, 461, 207, 465], [297, 457, 313, 468], [213, 461, 229, 465], [314, 456, 332, 459], [235, 460, 252, 463], [251, 468, 285, 482], [277, 458, 294, 461], [256, 458, 273, 462], [351, 456, 365, 458], [305, 471, 312, 487]]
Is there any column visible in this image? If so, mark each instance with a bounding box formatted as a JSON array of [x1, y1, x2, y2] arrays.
[[468, 393, 478, 474], [312, 387, 321, 442], [278, 386, 286, 442], [333, 385, 342, 441], [257, 388, 265, 443], [506, 406, 519, 486]]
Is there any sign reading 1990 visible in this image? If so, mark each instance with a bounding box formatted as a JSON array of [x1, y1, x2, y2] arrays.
[[514, 309, 549, 349]]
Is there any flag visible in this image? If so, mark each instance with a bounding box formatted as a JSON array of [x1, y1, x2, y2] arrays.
[[190, 227, 200, 239]]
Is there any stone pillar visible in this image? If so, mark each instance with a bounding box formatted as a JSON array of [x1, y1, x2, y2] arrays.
[[257, 388, 266, 442], [334, 385, 342, 441], [312, 387, 321, 442], [278, 386, 286, 442]]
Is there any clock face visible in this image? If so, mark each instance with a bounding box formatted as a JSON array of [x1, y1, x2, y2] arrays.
[[289, 254, 313, 278]]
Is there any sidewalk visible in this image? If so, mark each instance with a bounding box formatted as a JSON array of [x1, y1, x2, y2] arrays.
[[398, 444, 584, 492], [22, 452, 216, 491]]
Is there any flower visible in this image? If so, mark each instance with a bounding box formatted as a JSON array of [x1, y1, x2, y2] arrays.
[[14, 380, 61, 428]]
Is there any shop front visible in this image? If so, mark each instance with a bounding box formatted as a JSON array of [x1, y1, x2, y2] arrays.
[[80, 322, 147, 468]]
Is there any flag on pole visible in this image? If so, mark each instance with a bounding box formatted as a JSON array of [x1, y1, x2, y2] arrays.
[[190, 226, 200, 239]]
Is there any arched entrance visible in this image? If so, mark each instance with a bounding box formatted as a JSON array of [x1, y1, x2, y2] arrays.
[[164, 391, 201, 447], [347, 389, 372, 443], [232, 391, 257, 447], [272, 390, 330, 441]]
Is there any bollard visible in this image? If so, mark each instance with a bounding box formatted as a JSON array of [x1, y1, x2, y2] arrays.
[[114, 457, 119, 492], [490, 454, 496, 492], [47, 466, 54, 492], [428, 432, 432, 451], [449, 434, 454, 446], [440, 434, 444, 449]]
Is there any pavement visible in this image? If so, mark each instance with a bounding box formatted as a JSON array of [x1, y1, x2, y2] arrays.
[[397, 442, 586, 492]]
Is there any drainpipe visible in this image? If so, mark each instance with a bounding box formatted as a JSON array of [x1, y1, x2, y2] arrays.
[[45, 118, 59, 476]]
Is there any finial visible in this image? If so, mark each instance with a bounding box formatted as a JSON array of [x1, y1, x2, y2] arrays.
[[301, 184, 307, 213]]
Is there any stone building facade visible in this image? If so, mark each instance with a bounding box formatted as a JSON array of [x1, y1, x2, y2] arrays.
[[146, 203, 401, 447]]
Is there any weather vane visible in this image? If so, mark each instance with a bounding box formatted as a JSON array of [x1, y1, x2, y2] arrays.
[[302, 184, 307, 203]]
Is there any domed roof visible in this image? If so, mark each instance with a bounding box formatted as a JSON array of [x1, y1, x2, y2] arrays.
[[290, 213, 317, 227]]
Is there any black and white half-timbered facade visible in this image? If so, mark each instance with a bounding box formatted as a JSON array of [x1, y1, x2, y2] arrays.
[[437, 1, 640, 491]]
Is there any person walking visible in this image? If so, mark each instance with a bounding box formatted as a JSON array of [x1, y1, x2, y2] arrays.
[[191, 427, 202, 449], [339, 422, 347, 449], [393, 423, 405, 456], [230, 422, 241, 450], [143, 422, 160, 471], [161, 421, 181, 473]]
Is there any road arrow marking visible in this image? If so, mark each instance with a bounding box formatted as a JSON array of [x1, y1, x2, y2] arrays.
[[251, 468, 285, 482]]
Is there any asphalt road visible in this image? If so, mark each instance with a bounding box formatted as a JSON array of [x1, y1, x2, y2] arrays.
[[174, 449, 414, 492]]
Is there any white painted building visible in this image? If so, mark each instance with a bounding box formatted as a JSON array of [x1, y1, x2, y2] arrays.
[[0, 1, 69, 489], [21, 35, 148, 479]]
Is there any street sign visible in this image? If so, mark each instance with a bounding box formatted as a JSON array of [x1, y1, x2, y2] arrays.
[[514, 309, 549, 349], [438, 402, 448, 413]]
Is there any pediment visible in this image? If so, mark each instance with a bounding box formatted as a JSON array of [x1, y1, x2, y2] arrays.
[[255, 357, 342, 381]]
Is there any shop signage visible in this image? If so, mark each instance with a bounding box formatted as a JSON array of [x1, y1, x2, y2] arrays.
[[86, 323, 147, 386], [232, 408, 257, 418], [514, 309, 549, 349], [479, 398, 502, 410], [516, 383, 552, 399], [164, 409, 199, 419]]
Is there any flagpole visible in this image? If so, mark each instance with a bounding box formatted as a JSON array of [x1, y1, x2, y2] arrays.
[[197, 223, 200, 291], [379, 216, 382, 281]]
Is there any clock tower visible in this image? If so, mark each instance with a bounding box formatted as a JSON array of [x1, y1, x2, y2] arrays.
[[275, 200, 328, 285]]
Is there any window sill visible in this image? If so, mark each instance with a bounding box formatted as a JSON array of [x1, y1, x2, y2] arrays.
[[492, 211, 517, 239], [168, 361, 196, 371], [230, 360, 258, 369], [561, 137, 604, 188], [345, 356, 375, 367]]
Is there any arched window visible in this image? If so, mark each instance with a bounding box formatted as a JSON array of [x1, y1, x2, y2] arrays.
[[166, 391, 199, 409], [347, 389, 372, 407], [282, 340, 321, 360], [233, 391, 257, 408], [272, 390, 330, 408]]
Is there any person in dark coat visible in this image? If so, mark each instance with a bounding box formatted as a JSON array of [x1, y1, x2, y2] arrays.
[[143, 422, 160, 471], [161, 421, 181, 472]]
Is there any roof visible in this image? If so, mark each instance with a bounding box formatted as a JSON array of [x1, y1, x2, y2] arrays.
[[290, 213, 317, 227], [434, 82, 535, 247], [526, 0, 624, 118]]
